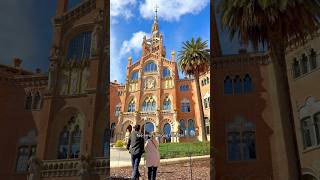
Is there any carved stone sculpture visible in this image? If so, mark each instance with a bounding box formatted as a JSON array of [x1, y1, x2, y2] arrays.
[[145, 78, 155, 89], [50, 46, 60, 60], [48, 61, 57, 91], [70, 68, 79, 94], [81, 67, 90, 93], [59, 69, 69, 95], [90, 25, 102, 57]]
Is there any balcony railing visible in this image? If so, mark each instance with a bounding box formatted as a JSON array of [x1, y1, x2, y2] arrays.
[[40, 157, 109, 177]]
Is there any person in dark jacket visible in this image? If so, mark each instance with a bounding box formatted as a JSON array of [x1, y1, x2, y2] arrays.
[[127, 124, 145, 180]]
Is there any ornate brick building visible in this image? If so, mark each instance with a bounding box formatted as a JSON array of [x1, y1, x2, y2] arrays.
[[109, 13, 211, 143], [211, 4, 320, 178], [1, 0, 109, 179]]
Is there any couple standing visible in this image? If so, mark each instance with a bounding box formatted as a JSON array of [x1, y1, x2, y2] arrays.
[[126, 124, 160, 180]]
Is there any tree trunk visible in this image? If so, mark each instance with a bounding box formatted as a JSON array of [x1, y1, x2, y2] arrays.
[[195, 74, 207, 141], [269, 32, 302, 179]]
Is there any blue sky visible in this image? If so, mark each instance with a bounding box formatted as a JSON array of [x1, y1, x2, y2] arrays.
[[0, 0, 245, 78], [0, 1, 56, 73], [110, 0, 211, 83]]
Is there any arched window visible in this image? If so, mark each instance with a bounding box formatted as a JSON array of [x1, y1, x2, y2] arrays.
[[227, 132, 241, 161], [180, 85, 189, 91], [67, 0, 82, 10], [144, 122, 155, 134], [203, 93, 210, 109], [67, 31, 92, 61], [188, 119, 195, 136], [202, 77, 209, 86], [181, 99, 190, 112], [301, 117, 317, 148], [115, 105, 121, 116], [234, 75, 242, 95], [15, 130, 37, 172], [130, 71, 139, 81], [111, 123, 116, 138], [163, 67, 171, 78], [25, 93, 32, 110], [15, 146, 29, 172], [58, 126, 69, 159], [128, 100, 135, 112], [144, 62, 157, 72], [57, 116, 82, 159], [299, 97, 320, 149], [227, 117, 256, 161], [70, 125, 81, 158], [301, 54, 309, 74], [32, 92, 42, 110], [163, 96, 171, 110], [142, 96, 156, 112], [224, 76, 233, 95], [293, 58, 301, 78], [179, 120, 186, 136], [163, 123, 171, 143], [243, 74, 253, 93], [309, 49, 317, 70]]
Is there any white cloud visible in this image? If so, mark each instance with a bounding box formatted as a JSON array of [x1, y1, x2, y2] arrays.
[[110, 29, 122, 82], [111, 0, 136, 23], [120, 31, 150, 56], [110, 31, 150, 82], [139, 0, 209, 21]]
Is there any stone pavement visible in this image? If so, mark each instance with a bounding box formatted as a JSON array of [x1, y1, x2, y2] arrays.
[[110, 148, 210, 179], [110, 158, 210, 180]]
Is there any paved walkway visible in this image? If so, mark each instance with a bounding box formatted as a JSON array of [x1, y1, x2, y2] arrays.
[[110, 147, 209, 168], [111, 157, 210, 179]]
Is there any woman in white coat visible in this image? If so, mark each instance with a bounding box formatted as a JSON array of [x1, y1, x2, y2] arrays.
[[144, 132, 160, 180]]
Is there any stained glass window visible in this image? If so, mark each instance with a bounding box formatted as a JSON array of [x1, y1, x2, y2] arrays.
[[163, 67, 171, 77], [144, 62, 157, 72], [243, 74, 253, 93], [163, 97, 171, 110], [67, 31, 92, 61], [224, 76, 233, 95]]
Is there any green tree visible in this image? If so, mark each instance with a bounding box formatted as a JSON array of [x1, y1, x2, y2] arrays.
[[178, 37, 210, 141], [219, 0, 320, 178]]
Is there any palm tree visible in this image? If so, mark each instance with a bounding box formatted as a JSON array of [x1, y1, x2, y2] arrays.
[[219, 0, 320, 178], [178, 37, 210, 141]]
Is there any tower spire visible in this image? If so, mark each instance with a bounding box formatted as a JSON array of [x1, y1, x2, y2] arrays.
[[152, 4, 159, 34], [154, 4, 159, 22]]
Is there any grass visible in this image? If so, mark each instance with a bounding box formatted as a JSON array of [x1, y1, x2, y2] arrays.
[[158, 141, 209, 159]]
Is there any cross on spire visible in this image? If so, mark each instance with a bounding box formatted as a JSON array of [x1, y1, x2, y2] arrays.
[[154, 4, 159, 21]]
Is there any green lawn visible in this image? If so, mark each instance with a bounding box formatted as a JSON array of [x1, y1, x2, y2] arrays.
[[158, 141, 210, 159]]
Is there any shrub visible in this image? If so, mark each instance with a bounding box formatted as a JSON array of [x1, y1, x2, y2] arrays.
[[115, 140, 125, 148]]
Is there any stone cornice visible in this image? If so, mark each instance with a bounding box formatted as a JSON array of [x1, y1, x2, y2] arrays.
[[213, 52, 271, 69], [0, 74, 48, 88], [61, 0, 96, 24]]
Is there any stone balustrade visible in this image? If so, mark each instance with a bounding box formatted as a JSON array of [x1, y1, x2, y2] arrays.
[[40, 157, 109, 177]]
